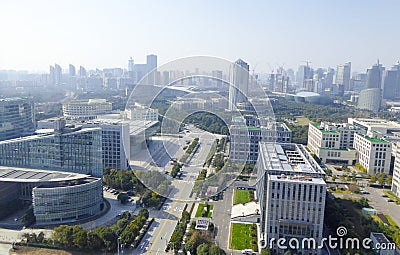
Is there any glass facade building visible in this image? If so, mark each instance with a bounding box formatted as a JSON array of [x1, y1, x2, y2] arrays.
[[0, 97, 35, 141], [0, 127, 103, 177], [33, 177, 103, 224]]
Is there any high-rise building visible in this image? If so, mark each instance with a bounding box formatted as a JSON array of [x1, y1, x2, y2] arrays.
[[69, 64, 76, 77], [128, 57, 135, 80], [49, 65, 55, 85], [79, 66, 87, 77], [0, 98, 35, 141], [256, 143, 326, 255], [54, 64, 62, 86], [366, 61, 385, 89], [146, 54, 157, 73], [335, 62, 351, 91], [0, 125, 103, 177], [382, 62, 400, 100], [357, 88, 381, 112], [350, 73, 367, 92], [228, 59, 249, 111], [296, 65, 313, 89]]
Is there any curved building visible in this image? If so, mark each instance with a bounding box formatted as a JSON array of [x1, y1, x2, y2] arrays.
[[286, 92, 333, 105], [62, 99, 112, 120], [0, 166, 103, 225], [357, 88, 381, 113], [0, 98, 34, 141]]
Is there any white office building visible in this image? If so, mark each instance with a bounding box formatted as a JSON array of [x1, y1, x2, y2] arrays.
[[307, 122, 362, 165], [62, 99, 113, 120], [230, 119, 292, 164], [256, 143, 326, 255], [353, 133, 391, 175], [125, 104, 159, 122]]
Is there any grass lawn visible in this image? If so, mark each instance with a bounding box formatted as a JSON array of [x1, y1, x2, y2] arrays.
[[195, 203, 214, 218], [385, 215, 399, 228], [383, 190, 400, 205], [230, 223, 254, 250], [233, 189, 254, 205], [294, 116, 310, 126]]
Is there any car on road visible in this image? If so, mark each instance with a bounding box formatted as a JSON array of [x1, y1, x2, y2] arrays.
[[382, 194, 389, 198], [362, 191, 370, 194], [242, 249, 253, 254], [388, 199, 394, 202]]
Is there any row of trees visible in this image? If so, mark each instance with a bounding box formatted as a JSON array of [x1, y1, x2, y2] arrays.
[[103, 168, 171, 206], [166, 210, 191, 253], [22, 209, 149, 253], [170, 162, 183, 178], [184, 112, 229, 135]]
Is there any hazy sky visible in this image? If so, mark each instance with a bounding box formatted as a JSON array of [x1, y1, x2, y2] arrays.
[[1, 0, 399, 73]]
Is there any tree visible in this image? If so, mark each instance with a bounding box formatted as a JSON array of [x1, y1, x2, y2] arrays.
[[210, 244, 226, 255], [73, 229, 88, 249], [117, 192, 130, 204], [94, 226, 117, 252], [197, 243, 210, 255], [138, 208, 149, 219], [261, 248, 271, 255], [87, 232, 103, 251], [21, 205, 35, 227], [185, 230, 212, 254]]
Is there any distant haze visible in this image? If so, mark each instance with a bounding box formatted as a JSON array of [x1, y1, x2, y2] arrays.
[[0, 0, 399, 72]]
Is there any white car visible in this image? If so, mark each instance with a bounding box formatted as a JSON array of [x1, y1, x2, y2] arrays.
[[242, 249, 253, 254]]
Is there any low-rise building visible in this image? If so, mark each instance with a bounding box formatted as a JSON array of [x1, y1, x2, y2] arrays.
[[307, 122, 362, 164], [0, 166, 103, 225], [62, 99, 112, 120], [0, 125, 103, 177], [230, 116, 292, 164], [354, 133, 391, 174]]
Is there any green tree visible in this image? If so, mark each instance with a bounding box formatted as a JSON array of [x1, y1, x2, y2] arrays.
[[73, 228, 88, 249], [210, 245, 226, 255], [86, 232, 103, 250], [197, 243, 210, 255]]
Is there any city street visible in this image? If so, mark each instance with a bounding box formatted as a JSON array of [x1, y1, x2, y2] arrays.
[[127, 126, 220, 254], [332, 186, 400, 227]]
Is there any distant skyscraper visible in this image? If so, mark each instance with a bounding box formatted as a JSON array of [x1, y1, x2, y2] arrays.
[[228, 59, 249, 111], [79, 66, 87, 77], [382, 62, 400, 100], [335, 62, 351, 91], [54, 64, 62, 86], [49, 65, 55, 85], [296, 65, 313, 90], [146, 54, 157, 72], [366, 61, 385, 89], [69, 64, 76, 77]]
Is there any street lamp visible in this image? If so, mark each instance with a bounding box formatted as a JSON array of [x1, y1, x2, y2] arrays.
[[117, 237, 121, 255]]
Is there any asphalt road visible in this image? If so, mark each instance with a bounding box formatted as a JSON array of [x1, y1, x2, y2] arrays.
[[127, 126, 220, 254], [332, 186, 400, 227]]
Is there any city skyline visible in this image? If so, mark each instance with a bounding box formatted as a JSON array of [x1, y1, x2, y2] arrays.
[[1, 0, 400, 72]]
